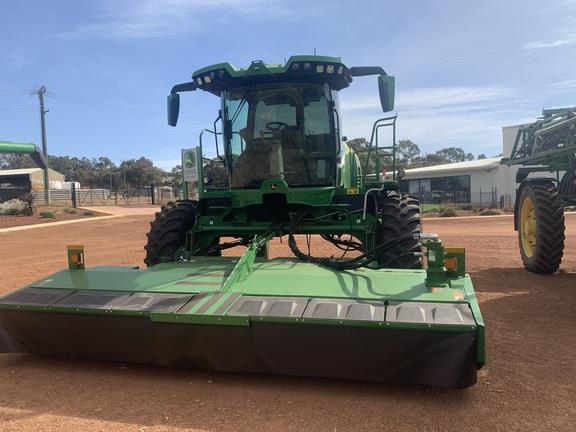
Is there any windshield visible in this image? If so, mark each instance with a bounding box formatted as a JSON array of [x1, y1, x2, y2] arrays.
[[224, 82, 335, 188]]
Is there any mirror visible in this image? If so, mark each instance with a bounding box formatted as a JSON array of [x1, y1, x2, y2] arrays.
[[167, 93, 180, 126], [378, 75, 395, 112]]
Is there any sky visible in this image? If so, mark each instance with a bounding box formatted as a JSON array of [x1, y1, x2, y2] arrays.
[[1, 0, 576, 170]]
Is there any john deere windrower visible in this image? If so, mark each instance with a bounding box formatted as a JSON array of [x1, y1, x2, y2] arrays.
[[0, 56, 485, 388]]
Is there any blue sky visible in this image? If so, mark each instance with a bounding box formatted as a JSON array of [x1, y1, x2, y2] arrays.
[[1, 0, 576, 169]]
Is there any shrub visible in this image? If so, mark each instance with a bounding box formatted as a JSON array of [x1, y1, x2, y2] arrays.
[[19, 192, 37, 216], [63, 208, 77, 214], [39, 211, 56, 219], [0, 199, 27, 215], [479, 208, 501, 216], [439, 208, 458, 217], [82, 211, 95, 216]]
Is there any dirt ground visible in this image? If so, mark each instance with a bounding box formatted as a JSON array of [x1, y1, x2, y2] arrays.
[[0, 214, 575, 431], [0, 207, 107, 229]]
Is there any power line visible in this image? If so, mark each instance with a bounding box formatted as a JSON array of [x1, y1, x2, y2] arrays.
[[47, 92, 163, 118], [0, 91, 30, 96]]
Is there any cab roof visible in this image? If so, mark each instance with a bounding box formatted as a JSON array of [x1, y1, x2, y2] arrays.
[[190, 55, 353, 95]]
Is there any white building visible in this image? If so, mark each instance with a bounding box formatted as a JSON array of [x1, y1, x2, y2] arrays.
[[399, 124, 525, 208]]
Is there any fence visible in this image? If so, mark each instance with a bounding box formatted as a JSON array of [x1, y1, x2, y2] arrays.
[[0, 184, 174, 208], [410, 188, 513, 212]]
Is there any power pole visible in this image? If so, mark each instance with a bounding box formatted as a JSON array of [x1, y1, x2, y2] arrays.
[[35, 85, 50, 205]]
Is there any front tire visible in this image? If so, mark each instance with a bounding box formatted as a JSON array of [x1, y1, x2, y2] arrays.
[[144, 200, 197, 267], [517, 182, 564, 274], [376, 192, 422, 269]]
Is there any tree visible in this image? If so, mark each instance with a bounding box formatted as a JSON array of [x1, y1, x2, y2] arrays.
[[396, 139, 421, 168], [120, 157, 164, 189], [434, 147, 468, 164], [477, 153, 487, 159], [204, 159, 228, 187]]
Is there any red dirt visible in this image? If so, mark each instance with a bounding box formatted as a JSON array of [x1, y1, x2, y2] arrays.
[[0, 214, 575, 431], [0, 208, 107, 229]]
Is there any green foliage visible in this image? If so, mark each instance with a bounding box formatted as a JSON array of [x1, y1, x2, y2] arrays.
[[439, 207, 457, 217], [82, 211, 95, 216], [19, 192, 36, 216], [396, 139, 421, 168], [347, 137, 392, 175], [39, 211, 56, 219], [62, 208, 77, 214], [477, 153, 487, 159], [0, 154, 169, 189], [203, 159, 228, 187], [0, 199, 27, 215], [479, 208, 501, 216]]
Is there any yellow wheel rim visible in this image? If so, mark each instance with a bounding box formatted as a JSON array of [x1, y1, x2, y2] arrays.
[[520, 196, 537, 257]]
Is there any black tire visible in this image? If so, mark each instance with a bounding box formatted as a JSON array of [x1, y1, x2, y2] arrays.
[[144, 200, 197, 267], [517, 182, 564, 274], [376, 192, 422, 268]]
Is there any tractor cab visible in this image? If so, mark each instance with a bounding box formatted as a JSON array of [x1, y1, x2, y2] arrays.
[[167, 56, 395, 190], [224, 82, 336, 188]]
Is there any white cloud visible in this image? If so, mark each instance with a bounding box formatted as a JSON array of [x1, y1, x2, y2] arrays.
[[342, 86, 514, 113], [52, 0, 299, 39], [340, 86, 527, 155], [547, 79, 576, 89], [523, 35, 576, 49]]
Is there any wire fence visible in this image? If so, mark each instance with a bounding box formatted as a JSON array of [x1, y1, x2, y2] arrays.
[[408, 188, 513, 212], [0, 185, 174, 208]]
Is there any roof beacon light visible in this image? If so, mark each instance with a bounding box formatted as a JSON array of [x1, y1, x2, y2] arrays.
[[303, 62, 311, 71], [316, 65, 325, 73], [326, 65, 334, 74]]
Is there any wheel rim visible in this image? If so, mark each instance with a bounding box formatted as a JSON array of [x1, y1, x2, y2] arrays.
[[520, 195, 537, 257]]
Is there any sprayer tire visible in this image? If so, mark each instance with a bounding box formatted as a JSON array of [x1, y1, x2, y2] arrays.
[[518, 182, 564, 274], [376, 192, 423, 269]]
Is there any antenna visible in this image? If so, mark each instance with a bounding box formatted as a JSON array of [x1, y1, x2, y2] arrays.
[[314, 47, 317, 56]]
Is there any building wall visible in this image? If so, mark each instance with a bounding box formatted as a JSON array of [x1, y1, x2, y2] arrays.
[[29, 169, 65, 188]]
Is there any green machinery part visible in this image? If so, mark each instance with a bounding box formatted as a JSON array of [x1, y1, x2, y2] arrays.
[[506, 107, 575, 273], [0, 56, 485, 388], [0, 141, 47, 169]]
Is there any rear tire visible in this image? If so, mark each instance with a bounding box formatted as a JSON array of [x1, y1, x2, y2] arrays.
[[517, 183, 564, 274], [144, 200, 197, 267], [376, 192, 422, 269]]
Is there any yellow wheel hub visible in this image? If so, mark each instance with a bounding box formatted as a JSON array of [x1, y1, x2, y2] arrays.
[[520, 196, 537, 257]]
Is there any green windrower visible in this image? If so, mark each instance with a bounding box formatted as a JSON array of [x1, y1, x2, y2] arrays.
[[0, 56, 485, 388]]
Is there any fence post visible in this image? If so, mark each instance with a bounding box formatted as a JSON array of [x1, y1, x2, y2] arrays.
[[151, 182, 155, 205], [479, 187, 482, 207], [71, 183, 77, 208]]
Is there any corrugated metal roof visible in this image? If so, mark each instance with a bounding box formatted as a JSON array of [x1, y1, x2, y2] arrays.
[[405, 157, 502, 175], [0, 168, 63, 177], [0, 168, 43, 176]]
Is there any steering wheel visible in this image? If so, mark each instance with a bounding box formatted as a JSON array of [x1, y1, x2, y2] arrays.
[[266, 121, 289, 131]]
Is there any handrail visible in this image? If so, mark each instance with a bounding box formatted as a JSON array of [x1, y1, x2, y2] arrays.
[[361, 115, 397, 184]]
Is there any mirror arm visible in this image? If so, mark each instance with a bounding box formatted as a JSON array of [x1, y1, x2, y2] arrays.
[[170, 82, 197, 94], [213, 111, 223, 160], [350, 66, 387, 77]]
